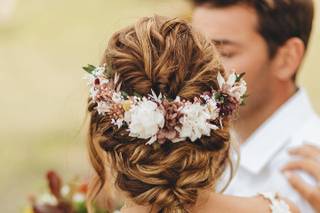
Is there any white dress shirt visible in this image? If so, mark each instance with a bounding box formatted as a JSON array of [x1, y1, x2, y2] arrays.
[[225, 89, 320, 212]]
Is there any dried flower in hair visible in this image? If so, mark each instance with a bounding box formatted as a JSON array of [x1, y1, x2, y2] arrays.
[[83, 64, 247, 145]]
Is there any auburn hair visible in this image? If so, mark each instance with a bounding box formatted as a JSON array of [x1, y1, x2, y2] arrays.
[[86, 15, 235, 213]]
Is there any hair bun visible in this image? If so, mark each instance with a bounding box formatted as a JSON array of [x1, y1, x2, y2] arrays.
[[87, 15, 233, 213]]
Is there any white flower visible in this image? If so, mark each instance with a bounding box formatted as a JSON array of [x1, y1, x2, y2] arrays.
[[37, 193, 58, 206], [92, 66, 106, 77], [72, 193, 86, 203], [149, 89, 163, 103], [112, 118, 124, 128], [230, 79, 247, 102], [84, 74, 110, 101], [60, 185, 70, 197], [83, 65, 110, 101], [124, 98, 165, 144], [206, 98, 220, 120], [174, 96, 181, 102], [226, 73, 237, 86], [96, 101, 110, 114], [217, 72, 236, 89], [201, 94, 210, 101], [177, 102, 218, 142], [100, 78, 109, 85], [217, 72, 247, 103], [112, 92, 123, 104], [84, 72, 108, 87]]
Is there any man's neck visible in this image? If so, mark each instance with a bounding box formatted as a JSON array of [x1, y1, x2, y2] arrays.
[[234, 86, 297, 144]]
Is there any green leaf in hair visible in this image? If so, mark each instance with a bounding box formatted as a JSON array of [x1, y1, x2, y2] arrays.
[[236, 72, 246, 82], [82, 64, 97, 74], [121, 91, 129, 99], [133, 92, 142, 98]]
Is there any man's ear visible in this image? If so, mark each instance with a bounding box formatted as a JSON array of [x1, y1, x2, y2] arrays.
[[271, 37, 305, 81]]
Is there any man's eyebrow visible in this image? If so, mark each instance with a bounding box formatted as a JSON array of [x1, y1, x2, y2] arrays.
[[211, 39, 239, 46]]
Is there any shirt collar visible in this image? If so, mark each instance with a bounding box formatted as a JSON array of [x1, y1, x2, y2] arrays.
[[240, 88, 316, 174]]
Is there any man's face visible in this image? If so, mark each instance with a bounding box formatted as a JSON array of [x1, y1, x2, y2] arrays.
[[192, 5, 275, 116]]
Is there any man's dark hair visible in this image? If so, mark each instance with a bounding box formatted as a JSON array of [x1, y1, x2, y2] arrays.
[[192, 0, 314, 58]]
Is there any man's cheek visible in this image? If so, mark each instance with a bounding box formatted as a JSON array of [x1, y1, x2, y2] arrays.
[[220, 58, 240, 72]]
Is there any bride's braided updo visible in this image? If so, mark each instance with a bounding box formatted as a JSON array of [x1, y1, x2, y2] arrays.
[[86, 15, 234, 213]]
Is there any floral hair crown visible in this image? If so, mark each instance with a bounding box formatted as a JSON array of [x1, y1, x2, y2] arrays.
[[83, 64, 247, 145]]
